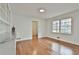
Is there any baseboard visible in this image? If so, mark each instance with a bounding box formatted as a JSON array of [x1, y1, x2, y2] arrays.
[[38, 35, 45, 38], [16, 35, 43, 41], [44, 37, 79, 46], [16, 37, 32, 41], [15, 36, 79, 47]]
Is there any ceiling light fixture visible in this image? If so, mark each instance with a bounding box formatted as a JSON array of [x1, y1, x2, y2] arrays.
[[39, 8, 45, 13]]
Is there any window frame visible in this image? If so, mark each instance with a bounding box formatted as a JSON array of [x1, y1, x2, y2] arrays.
[[52, 20, 60, 33], [52, 17, 72, 34]]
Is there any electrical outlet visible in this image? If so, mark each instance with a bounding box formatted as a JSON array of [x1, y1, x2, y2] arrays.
[[57, 37, 60, 39]]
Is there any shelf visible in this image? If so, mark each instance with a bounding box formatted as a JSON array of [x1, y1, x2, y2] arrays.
[[0, 17, 10, 25], [0, 31, 8, 34]]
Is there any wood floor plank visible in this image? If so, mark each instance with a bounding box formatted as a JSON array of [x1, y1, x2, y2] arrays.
[[16, 37, 79, 55]]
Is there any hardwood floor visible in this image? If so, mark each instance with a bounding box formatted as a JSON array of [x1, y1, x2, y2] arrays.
[[16, 37, 79, 55]]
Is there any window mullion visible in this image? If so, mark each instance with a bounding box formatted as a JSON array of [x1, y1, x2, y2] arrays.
[[59, 20, 61, 33]]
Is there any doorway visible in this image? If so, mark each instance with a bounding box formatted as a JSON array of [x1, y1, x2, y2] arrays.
[[32, 21, 38, 54]]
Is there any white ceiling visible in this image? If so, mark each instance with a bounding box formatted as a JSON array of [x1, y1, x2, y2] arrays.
[[10, 3, 79, 19]]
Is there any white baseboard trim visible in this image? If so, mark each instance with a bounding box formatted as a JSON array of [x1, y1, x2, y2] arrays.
[[16, 35, 44, 41], [16, 39, 32, 41], [16, 37, 32, 41], [38, 35, 45, 38], [48, 36, 79, 46]]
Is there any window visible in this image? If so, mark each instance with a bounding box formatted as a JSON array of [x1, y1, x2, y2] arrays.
[[52, 20, 59, 33], [52, 18, 72, 34], [60, 18, 72, 34]]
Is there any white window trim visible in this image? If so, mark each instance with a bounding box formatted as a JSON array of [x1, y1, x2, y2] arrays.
[[52, 18, 72, 34]]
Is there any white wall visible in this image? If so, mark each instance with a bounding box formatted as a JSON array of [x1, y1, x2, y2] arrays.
[[46, 10, 79, 45], [13, 14, 46, 40]]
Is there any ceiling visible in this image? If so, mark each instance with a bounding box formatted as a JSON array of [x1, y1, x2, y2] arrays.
[[10, 3, 79, 19]]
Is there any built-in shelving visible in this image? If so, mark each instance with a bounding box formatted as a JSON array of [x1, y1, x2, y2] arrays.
[[0, 4, 10, 25], [0, 3, 12, 42], [0, 17, 10, 25]]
